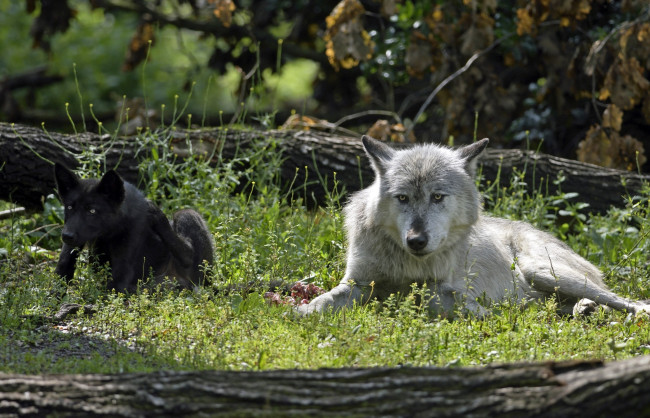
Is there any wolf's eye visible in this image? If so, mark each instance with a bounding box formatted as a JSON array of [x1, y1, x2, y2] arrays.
[[66, 205, 72, 210], [432, 194, 444, 203], [89, 208, 96, 214], [397, 194, 409, 203]]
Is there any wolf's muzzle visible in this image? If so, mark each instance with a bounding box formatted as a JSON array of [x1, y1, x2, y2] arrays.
[[406, 230, 428, 251]]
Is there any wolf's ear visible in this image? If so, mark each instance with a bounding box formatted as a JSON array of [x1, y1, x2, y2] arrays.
[[458, 138, 489, 176], [96, 170, 125, 204], [54, 163, 80, 199], [362, 135, 395, 176]]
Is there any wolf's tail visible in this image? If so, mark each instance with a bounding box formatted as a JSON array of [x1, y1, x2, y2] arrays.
[[172, 209, 215, 286]]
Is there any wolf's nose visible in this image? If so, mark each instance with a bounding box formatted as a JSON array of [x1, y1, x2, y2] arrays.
[[406, 232, 428, 251], [61, 231, 76, 244]]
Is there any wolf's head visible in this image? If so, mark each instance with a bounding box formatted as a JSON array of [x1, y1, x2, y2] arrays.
[[54, 163, 126, 248], [362, 135, 488, 257]]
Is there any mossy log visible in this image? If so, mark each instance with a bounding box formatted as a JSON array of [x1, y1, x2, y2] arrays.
[[1, 122, 648, 213], [1, 356, 650, 416]]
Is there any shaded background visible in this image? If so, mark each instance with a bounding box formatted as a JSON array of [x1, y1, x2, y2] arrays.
[[2, 0, 650, 171]]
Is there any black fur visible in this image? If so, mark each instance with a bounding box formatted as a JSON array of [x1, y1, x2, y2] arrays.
[[54, 163, 214, 292]]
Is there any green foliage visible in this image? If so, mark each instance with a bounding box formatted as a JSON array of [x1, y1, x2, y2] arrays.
[[0, 0, 321, 131], [6, 0, 650, 171], [0, 1, 137, 119]]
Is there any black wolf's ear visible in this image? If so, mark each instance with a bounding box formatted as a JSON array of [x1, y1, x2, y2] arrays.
[[458, 138, 489, 176], [96, 170, 125, 204], [362, 135, 395, 176], [54, 163, 80, 199]]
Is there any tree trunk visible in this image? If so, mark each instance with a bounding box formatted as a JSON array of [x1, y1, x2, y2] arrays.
[[0, 356, 649, 416], [1, 122, 648, 213]]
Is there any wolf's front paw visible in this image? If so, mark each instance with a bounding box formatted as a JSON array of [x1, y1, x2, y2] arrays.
[[295, 303, 314, 316], [295, 292, 335, 316]]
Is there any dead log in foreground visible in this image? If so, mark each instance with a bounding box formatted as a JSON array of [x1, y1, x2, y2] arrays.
[[1, 122, 649, 213], [0, 356, 649, 417]]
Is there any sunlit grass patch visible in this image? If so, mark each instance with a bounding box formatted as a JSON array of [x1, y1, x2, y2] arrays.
[[1, 125, 650, 374]]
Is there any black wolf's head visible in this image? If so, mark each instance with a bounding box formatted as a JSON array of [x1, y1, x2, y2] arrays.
[[54, 163, 126, 248]]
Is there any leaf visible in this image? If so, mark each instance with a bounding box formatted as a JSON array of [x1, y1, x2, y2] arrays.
[[366, 120, 416, 143], [324, 0, 374, 70], [280, 114, 331, 131], [602, 104, 623, 132], [432, 5, 444, 22], [209, 0, 236, 28], [516, 0, 591, 37], [366, 120, 391, 141], [516, 7, 535, 36], [620, 23, 650, 69], [600, 57, 650, 110], [577, 125, 646, 171]]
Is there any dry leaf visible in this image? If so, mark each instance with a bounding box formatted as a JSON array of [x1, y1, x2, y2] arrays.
[[602, 104, 623, 131], [577, 125, 646, 171], [366, 120, 416, 143], [209, 0, 236, 27], [281, 114, 332, 131], [432, 5, 444, 22], [366, 120, 392, 141], [324, 0, 374, 70], [600, 57, 650, 110], [516, 7, 535, 36], [620, 23, 650, 68], [516, 0, 591, 37]]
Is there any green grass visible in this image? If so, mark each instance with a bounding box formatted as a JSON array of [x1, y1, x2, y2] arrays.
[[2, 127, 650, 374]]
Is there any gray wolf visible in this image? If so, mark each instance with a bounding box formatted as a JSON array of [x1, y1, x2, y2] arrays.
[[54, 163, 214, 292], [298, 136, 650, 317]]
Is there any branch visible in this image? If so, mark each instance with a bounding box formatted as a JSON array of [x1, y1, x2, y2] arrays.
[[92, 0, 331, 67]]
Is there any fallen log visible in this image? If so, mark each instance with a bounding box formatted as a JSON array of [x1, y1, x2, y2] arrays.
[[1, 122, 648, 213], [0, 356, 649, 416]]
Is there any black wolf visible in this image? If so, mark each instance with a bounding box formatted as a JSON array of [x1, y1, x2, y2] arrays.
[[54, 163, 214, 292]]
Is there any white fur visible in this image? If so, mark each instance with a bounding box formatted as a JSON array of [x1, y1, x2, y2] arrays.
[[298, 136, 650, 317]]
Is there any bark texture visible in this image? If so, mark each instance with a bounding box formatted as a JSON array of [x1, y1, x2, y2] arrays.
[[1, 122, 648, 213], [1, 356, 650, 416]]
